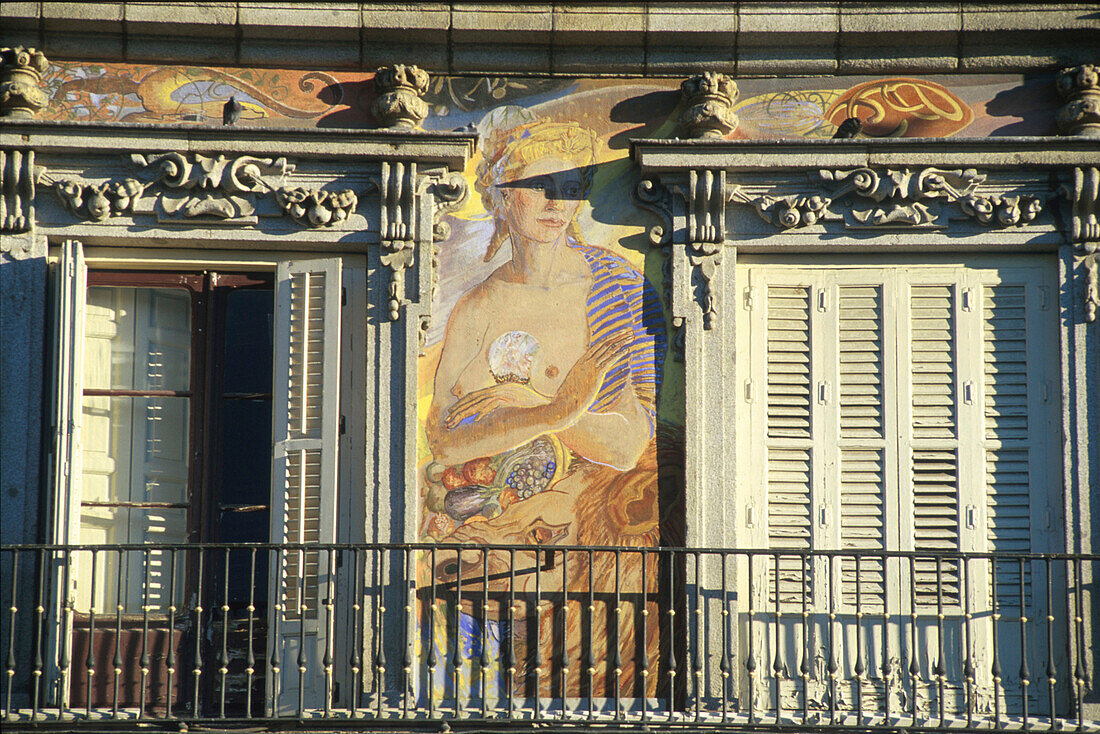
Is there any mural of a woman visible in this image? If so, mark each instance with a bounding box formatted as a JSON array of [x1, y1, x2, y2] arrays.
[[420, 112, 669, 700]]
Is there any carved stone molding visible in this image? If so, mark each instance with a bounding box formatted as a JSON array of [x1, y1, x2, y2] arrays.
[[1, 149, 36, 232], [730, 167, 1045, 231], [1066, 166, 1100, 321], [1056, 64, 1100, 137], [0, 47, 49, 118], [379, 160, 417, 320], [679, 72, 739, 139], [52, 177, 146, 221], [429, 170, 469, 243], [373, 65, 430, 130]]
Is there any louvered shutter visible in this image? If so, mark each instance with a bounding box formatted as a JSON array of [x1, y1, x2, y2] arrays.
[[269, 258, 341, 713]]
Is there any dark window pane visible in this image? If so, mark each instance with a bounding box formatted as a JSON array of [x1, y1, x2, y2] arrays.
[[221, 289, 274, 395]]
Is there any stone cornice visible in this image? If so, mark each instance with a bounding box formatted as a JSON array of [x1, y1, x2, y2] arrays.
[[0, 120, 476, 169], [631, 136, 1100, 172]]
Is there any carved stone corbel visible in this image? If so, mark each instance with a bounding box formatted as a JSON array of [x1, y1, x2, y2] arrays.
[[379, 160, 417, 320], [0, 47, 49, 118], [1056, 64, 1100, 137], [679, 73, 739, 139], [1, 149, 36, 232], [1066, 166, 1100, 321], [372, 65, 430, 130], [687, 169, 726, 330]]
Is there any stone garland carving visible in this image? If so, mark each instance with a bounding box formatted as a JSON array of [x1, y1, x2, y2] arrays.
[[730, 167, 1044, 231], [39, 151, 358, 228], [1066, 166, 1100, 321], [0, 47, 49, 118], [373, 65, 430, 130], [1056, 64, 1100, 137], [1, 149, 36, 232], [679, 72, 739, 139]]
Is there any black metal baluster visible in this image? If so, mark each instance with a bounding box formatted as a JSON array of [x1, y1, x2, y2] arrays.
[[428, 546, 437, 719], [58, 550, 73, 719], [139, 549, 151, 720], [908, 555, 920, 724], [194, 548, 205, 718], [559, 548, 569, 721], [639, 549, 648, 724], [667, 549, 677, 725], [349, 549, 360, 718], [801, 552, 810, 727], [245, 548, 256, 720], [962, 557, 974, 728], [535, 547, 544, 720], [692, 552, 702, 723], [991, 556, 1003, 730], [453, 547, 464, 719], [219, 548, 230, 718], [111, 548, 124, 718], [773, 551, 784, 725], [32, 548, 47, 719], [1019, 557, 1030, 730], [827, 553, 837, 726], [324, 548, 337, 717], [855, 554, 865, 726], [481, 548, 490, 719], [933, 556, 945, 726], [612, 548, 621, 721], [724, 551, 732, 723], [403, 546, 413, 720], [1045, 557, 1057, 729], [1073, 557, 1087, 732], [881, 552, 891, 725], [165, 549, 177, 718], [296, 547, 306, 718], [5, 551, 18, 720], [269, 548, 282, 717], [507, 548, 516, 719], [742, 552, 754, 724], [585, 548, 593, 721], [85, 548, 97, 719]]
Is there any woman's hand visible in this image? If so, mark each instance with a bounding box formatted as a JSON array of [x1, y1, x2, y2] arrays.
[[550, 329, 633, 428], [444, 382, 550, 428]]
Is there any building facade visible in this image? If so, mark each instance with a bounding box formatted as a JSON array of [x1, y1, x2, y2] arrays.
[[1, 2, 1098, 731]]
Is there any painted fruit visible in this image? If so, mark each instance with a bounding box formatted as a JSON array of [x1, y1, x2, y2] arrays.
[[441, 466, 465, 490], [463, 457, 495, 485]]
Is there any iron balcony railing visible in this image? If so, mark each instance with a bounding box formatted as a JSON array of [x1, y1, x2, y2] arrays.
[[0, 543, 1096, 731]]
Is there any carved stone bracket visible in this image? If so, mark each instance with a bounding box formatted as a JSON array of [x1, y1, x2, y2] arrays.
[[1, 149, 36, 232], [730, 167, 1044, 231], [1056, 64, 1100, 137], [679, 73, 739, 139], [429, 170, 469, 243], [1065, 166, 1100, 321], [373, 65, 430, 130], [0, 47, 49, 118], [379, 160, 417, 321]]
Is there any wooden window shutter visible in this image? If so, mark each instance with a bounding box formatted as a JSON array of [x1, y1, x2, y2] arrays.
[[269, 258, 341, 712]]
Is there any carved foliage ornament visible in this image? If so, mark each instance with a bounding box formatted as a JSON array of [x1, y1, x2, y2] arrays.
[[0, 47, 49, 118], [41, 152, 357, 227], [373, 64, 430, 130], [1056, 64, 1100, 138], [730, 167, 1043, 231], [680, 72, 739, 139]]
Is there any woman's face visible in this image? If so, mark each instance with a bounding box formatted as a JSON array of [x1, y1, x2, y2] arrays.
[[501, 156, 585, 244]]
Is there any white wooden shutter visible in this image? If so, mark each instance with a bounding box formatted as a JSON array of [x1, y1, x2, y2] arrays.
[[46, 239, 86, 705], [269, 258, 341, 713]]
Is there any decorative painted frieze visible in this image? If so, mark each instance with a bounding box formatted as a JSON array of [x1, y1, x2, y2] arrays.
[[1056, 64, 1100, 137], [679, 73, 739, 139], [729, 167, 1044, 231], [0, 149, 36, 232], [0, 47, 49, 118], [373, 65, 430, 130]]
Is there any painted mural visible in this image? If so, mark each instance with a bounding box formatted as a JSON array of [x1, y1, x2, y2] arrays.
[[37, 61, 1065, 701]]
